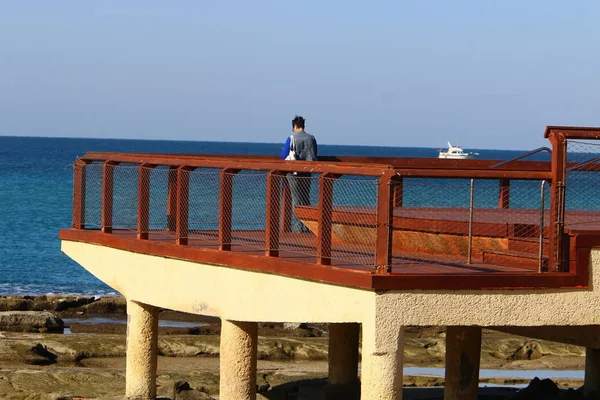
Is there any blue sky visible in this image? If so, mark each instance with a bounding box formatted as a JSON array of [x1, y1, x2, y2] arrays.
[[0, 1, 598, 149]]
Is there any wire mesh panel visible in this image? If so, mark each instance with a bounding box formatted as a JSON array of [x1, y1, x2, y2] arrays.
[[267, 174, 318, 260], [82, 163, 103, 229], [474, 180, 549, 269], [145, 166, 169, 234], [566, 140, 600, 228], [111, 164, 139, 231], [392, 178, 472, 264], [327, 176, 378, 267], [390, 178, 549, 268], [187, 169, 221, 244], [229, 171, 268, 250]]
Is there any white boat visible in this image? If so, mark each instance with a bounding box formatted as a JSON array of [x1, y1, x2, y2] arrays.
[[438, 142, 477, 159]]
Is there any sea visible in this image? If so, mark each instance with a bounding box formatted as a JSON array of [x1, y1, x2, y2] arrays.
[[0, 136, 548, 296]]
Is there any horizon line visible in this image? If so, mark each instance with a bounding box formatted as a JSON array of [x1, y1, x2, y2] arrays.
[[0, 134, 536, 152]]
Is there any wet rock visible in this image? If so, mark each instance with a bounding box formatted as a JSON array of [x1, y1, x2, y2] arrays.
[[0, 295, 100, 313], [0, 311, 64, 333], [55, 297, 96, 311], [82, 296, 126, 314], [0, 297, 29, 311]]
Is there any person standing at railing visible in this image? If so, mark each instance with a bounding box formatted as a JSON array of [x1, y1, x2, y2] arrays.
[[280, 115, 318, 232]]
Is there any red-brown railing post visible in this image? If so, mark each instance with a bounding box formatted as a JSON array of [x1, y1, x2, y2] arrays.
[[176, 166, 192, 245], [547, 130, 567, 272], [72, 159, 89, 229], [167, 166, 178, 232], [265, 170, 284, 257], [498, 179, 510, 209], [219, 169, 239, 251], [317, 173, 338, 265], [137, 163, 154, 240], [280, 178, 292, 232], [393, 175, 403, 207], [375, 171, 395, 274], [101, 161, 117, 234]]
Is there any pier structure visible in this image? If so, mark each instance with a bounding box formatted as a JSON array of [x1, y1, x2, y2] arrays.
[[60, 126, 600, 399]]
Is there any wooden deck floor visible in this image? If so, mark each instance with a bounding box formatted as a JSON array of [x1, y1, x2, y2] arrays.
[[78, 229, 539, 274], [60, 226, 589, 290], [61, 208, 600, 290]]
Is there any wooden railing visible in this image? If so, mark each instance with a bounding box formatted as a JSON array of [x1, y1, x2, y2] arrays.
[[70, 152, 562, 273], [60, 126, 600, 290]]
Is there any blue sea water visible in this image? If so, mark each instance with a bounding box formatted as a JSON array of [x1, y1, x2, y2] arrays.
[[0, 136, 540, 296]]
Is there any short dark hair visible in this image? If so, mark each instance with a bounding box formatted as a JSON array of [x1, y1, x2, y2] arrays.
[[292, 115, 305, 130]]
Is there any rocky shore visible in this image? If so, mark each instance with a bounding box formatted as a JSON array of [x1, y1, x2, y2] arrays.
[[0, 295, 591, 399]]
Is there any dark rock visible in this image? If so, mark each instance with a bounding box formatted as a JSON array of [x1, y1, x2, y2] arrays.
[[298, 381, 360, 400], [581, 387, 600, 400], [257, 374, 271, 393], [83, 297, 127, 314], [283, 323, 308, 330], [560, 388, 585, 399], [0, 298, 28, 311], [175, 381, 192, 392], [23, 343, 58, 366], [32, 343, 58, 361], [503, 377, 560, 399], [175, 389, 214, 399]]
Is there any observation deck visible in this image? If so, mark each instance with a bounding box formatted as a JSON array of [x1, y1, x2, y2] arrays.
[[59, 126, 600, 400]]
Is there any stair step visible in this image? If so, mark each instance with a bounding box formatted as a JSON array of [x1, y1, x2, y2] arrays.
[[508, 237, 549, 254], [482, 249, 546, 271]]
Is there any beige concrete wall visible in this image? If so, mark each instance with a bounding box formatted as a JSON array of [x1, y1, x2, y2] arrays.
[[61, 240, 600, 326], [61, 241, 375, 323], [375, 249, 598, 326]]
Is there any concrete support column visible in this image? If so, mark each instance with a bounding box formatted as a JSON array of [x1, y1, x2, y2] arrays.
[[328, 322, 360, 384], [125, 299, 159, 400], [360, 318, 405, 400], [585, 347, 600, 395], [219, 319, 258, 400], [444, 326, 482, 400]]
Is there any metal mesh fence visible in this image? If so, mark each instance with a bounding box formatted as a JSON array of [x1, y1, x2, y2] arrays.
[[391, 178, 549, 269], [147, 166, 173, 234], [187, 169, 220, 244], [566, 140, 600, 228], [328, 176, 378, 267], [276, 174, 318, 261], [82, 163, 103, 229], [230, 171, 267, 250], [111, 164, 138, 231], [73, 162, 552, 271]]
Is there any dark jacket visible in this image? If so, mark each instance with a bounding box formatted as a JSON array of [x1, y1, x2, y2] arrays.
[[280, 130, 318, 161]]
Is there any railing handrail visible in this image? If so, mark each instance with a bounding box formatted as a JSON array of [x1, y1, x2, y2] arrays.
[[78, 152, 554, 180], [490, 147, 552, 168], [78, 153, 393, 177], [394, 168, 551, 180], [66, 126, 600, 282], [81, 151, 553, 171]]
